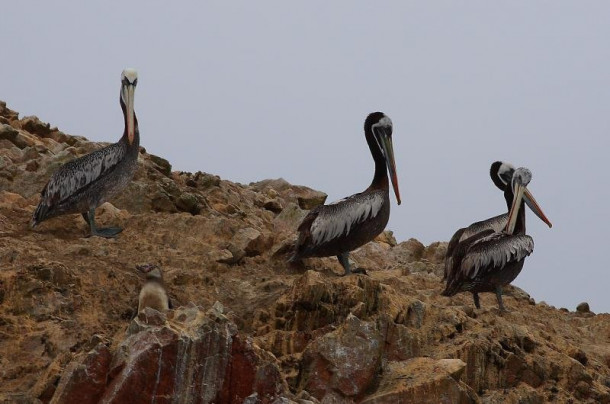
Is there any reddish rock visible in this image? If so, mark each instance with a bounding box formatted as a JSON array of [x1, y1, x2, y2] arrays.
[[50, 305, 288, 404], [51, 343, 112, 404]]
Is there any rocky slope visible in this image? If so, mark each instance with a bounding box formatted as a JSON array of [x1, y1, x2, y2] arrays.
[[0, 100, 609, 403]]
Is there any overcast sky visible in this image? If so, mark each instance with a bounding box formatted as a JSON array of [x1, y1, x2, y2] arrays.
[[2, 2, 609, 312]]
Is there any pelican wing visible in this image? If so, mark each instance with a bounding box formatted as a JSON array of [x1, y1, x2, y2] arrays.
[[309, 191, 384, 246], [444, 213, 508, 280], [459, 213, 508, 243], [444, 227, 465, 280], [460, 233, 534, 279], [41, 142, 127, 206]]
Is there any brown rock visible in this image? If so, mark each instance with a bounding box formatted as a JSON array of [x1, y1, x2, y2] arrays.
[[300, 314, 382, 400], [251, 178, 293, 193], [231, 227, 273, 259], [297, 191, 327, 210], [148, 153, 172, 176], [390, 238, 425, 264], [210, 248, 234, 264], [576, 302, 590, 313], [0, 124, 20, 142], [375, 230, 397, 246], [361, 359, 476, 404], [274, 202, 307, 231], [189, 171, 221, 188], [20, 116, 53, 137], [264, 198, 283, 213], [422, 241, 448, 264], [175, 192, 201, 214]]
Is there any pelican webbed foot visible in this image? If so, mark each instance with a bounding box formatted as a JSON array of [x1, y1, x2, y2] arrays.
[[337, 253, 369, 276], [91, 227, 123, 238], [82, 208, 123, 239]]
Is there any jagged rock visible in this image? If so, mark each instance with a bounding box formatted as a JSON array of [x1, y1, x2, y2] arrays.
[[0, 101, 19, 121], [361, 359, 476, 404], [188, 171, 221, 189], [576, 302, 590, 313], [390, 238, 425, 264], [148, 153, 172, 176], [264, 198, 284, 213], [20, 116, 53, 137], [251, 178, 293, 193], [50, 343, 111, 404], [230, 227, 273, 259], [300, 314, 383, 400], [297, 191, 327, 210], [175, 192, 201, 214], [375, 230, 397, 246], [481, 383, 543, 403], [0, 124, 31, 149], [210, 248, 234, 264], [52, 305, 287, 404], [274, 202, 307, 231], [422, 241, 447, 264], [150, 189, 178, 212]]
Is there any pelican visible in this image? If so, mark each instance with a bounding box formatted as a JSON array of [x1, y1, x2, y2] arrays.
[[444, 161, 549, 280], [290, 112, 401, 275], [31, 68, 140, 237], [442, 167, 552, 311]]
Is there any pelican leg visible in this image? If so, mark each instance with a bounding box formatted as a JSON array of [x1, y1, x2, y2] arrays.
[[83, 208, 123, 238], [337, 252, 367, 276], [337, 253, 352, 275], [495, 286, 507, 312], [472, 292, 481, 309]]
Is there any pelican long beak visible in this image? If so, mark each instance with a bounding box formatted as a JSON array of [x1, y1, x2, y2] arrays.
[[377, 128, 401, 205], [505, 182, 526, 234], [124, 84, 136, 144], [523, 188, 553, 228]]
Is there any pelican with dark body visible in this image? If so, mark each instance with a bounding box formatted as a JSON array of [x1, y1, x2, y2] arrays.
[[291, 112, 401, 275], [31, 69, 140, 237], [444, 161, 550, 280], [442, 167, 552, 311]]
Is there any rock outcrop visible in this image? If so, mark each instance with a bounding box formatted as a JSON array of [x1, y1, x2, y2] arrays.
[[1, 101, 609, 403]]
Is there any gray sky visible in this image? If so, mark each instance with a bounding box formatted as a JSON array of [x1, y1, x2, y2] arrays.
[[2, 2, 609, 312]]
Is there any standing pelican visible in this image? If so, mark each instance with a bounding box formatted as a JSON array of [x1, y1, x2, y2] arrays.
[[442, 167, 552, 311], [444, 161, 549, 280], [31, 68, 140, 237], [290, 112, 401, 275]]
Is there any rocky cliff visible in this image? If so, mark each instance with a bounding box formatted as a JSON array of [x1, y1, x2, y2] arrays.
[[0, 101, 609, 403]]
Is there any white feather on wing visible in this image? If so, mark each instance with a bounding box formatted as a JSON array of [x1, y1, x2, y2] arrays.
[[310, 192, 384, 246], [44, 143, 126, 204], [461, 233, 534, 279], [459, 213, 508, 243]]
